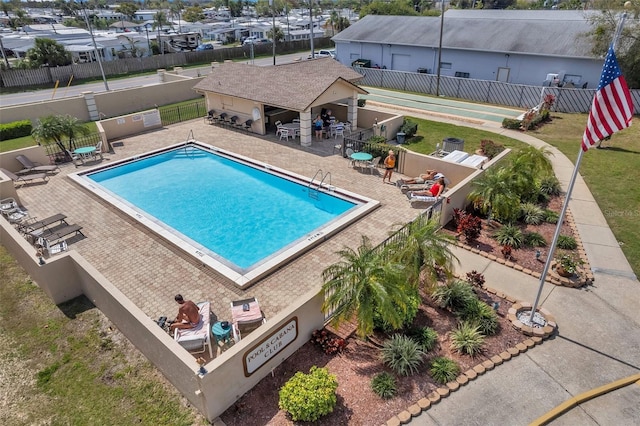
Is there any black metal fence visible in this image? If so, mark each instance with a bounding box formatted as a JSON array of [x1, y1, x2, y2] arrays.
[[42, 132, 102, 164], [355, 67, 640, 114], [160, 100, 206, 126]]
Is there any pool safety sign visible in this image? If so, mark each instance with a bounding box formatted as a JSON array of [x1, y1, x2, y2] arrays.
[[243, 317, 298, 376]]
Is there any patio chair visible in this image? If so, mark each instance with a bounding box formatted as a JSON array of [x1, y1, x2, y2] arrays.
[[204, 109, 216, 124], [0, 198, 29, 224], [333, 123, 345, 139], [345, 148, 355, 166], [93, 140, 104, 161], [0, 168, 49, 187], [279, 128, 292, 141], [365, 156, 381, 175], [174, 301, 213, 357], [15, 155, 60, 175], [230, 297, 266, 342], [242, 119, 253, 132], [36, 237, 68, 257]]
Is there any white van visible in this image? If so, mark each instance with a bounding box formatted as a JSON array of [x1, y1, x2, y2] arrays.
[[308, 49, 336, 59]]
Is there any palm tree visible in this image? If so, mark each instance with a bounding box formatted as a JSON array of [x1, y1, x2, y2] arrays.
[[387, 217, 458, 292], [31, 115, 91, 156], [153, 11, 170, 54], [468, 167, 520, 224], [509, 146, 554, 202], [321, 236, 409, 339]]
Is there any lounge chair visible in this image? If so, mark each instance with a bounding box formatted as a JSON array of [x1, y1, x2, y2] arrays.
[[32, 223, 84, 245], [230, 297, 266, 342], [18, 213, 68, 240], [0, 168, 49, 187], [36, 237, 68, 256], [0, 197, 19, 215], [174, 301, 213, 357], [15, 155, 59, 175]]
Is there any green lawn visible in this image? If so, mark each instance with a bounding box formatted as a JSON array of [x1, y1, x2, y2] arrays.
[[530, 112, 640, 277], [0, 246, 206, 425]]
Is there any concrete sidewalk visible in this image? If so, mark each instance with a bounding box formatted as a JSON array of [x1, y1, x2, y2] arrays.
[[366, 91, 640, 425]]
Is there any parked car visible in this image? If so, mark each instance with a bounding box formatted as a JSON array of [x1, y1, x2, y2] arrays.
[[308, 49, 336, 59], [243, 37, 270, 46], [195, 43, 214, 51]]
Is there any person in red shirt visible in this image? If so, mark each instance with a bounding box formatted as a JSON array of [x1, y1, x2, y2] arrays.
[[407, 174, 446, 201]]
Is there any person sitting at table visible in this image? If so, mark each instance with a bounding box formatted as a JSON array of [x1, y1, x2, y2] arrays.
[[169, 294, 201, 331], [406, 174, 446, 201], [313, 114, 324, 140], [397, 170, 438, 186]]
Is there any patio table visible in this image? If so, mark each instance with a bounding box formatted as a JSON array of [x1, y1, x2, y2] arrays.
[[350, 152, 372, 170]]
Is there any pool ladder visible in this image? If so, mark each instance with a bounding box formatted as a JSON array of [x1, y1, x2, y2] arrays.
[[309, 170, 332, 200]]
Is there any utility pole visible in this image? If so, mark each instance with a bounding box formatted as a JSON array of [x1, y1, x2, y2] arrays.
[[309, 0, 314, 58], [82, 3, 109, 91]]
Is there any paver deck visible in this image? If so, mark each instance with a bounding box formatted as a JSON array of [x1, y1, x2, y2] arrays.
[[15, 121, 420, 329]]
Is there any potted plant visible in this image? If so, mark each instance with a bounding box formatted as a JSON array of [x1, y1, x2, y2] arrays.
[[556, 254, 580, 277]]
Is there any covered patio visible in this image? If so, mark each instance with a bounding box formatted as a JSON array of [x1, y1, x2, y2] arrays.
[[193, 58, 368, 147]]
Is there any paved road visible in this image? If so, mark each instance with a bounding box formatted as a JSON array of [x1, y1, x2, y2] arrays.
[[0, 52, 306, 107]]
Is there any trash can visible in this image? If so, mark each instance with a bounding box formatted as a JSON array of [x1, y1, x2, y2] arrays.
[[396, 132, 406, 144], [442, 137, 464, 153]]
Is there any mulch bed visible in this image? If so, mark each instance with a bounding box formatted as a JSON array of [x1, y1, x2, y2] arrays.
[[220, 287, 525, 426]]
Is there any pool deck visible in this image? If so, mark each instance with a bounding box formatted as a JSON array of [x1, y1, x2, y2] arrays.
[[15, 121, 420, 330]]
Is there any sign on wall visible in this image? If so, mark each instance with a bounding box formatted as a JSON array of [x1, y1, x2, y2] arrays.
[[243, 317, 298, 377]]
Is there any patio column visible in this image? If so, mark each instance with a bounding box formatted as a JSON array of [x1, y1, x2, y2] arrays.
[[347, 93, 358, 131], [299, 111, 312, 147]]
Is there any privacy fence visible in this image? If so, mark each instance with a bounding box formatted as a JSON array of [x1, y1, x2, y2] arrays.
[[354, 67, 640, 114], [0, 38, 333, 88]]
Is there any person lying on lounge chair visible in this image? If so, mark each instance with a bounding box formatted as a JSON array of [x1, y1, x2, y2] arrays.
[[397, 170, 438, 186], [169, 294, 201, 331], [406, 174, 446, 201]]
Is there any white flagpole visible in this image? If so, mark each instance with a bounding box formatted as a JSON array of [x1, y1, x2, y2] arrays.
[[528, 11, 628, 324]]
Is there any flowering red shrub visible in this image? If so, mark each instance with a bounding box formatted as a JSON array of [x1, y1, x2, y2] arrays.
[[454, 210, 482, 242], [311, 329, 347, 355]]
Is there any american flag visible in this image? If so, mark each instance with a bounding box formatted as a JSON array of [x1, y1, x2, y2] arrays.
[[581, 45, 634, 151]]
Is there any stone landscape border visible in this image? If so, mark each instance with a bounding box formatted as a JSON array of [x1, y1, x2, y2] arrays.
[[382, 291, 557, 426], [454, 210, 594, 288]]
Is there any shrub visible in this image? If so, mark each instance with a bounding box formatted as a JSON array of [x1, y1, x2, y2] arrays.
[[465, 270, 485, 288], [501, 244, 512, 260], [520, 203, 545, 225], [431, 280, 476, 312], [543, 209, 559, 224], [479, 139, 505, 159], [0, 120, 32, 141], [456, 212, 482, 242], [278, 366, 338, 422], [458, 299, 499, 336], [407, 326, 439, 352], [502, 118, 521, 130], [400, 118, 418, 138], [371, 372, 397, 399], [367, 135, 386, 144], [310, 329, 347, 355], [524, 232, 547, 247], [450, 322, 485, 356], [557, 235, 577, 250], [493, 224, 524, 249], [380, 334, 426, 376], [430, 357, 460, 384], [539, 176, 562, 196]]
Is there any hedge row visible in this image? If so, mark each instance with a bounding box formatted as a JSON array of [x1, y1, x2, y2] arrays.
[[0, 120, 32, 141]]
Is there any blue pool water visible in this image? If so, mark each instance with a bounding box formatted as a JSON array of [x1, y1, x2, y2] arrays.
[[87, 146, 356, 270]]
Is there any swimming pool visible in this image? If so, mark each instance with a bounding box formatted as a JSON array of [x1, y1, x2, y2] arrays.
[[71, 141, 379, 287]]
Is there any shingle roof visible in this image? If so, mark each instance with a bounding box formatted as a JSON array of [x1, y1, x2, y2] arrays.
[[193, 58, 367, 111], [332, 12, 597, 58]]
